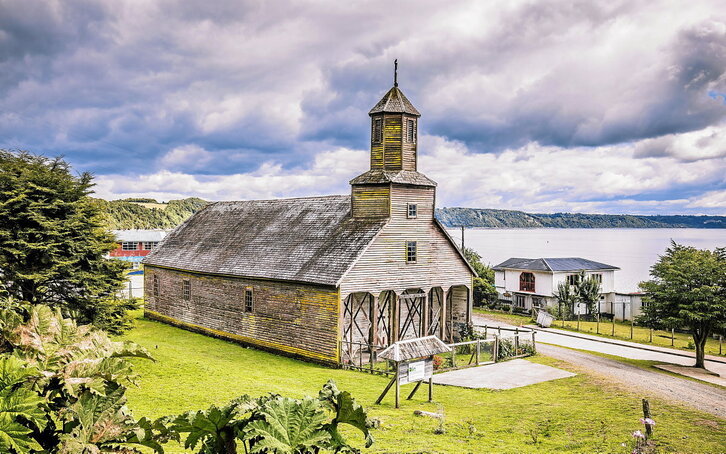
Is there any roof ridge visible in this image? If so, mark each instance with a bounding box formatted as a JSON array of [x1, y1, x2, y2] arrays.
[[540, 258, 553, 271], [213, 194, 349, 204]]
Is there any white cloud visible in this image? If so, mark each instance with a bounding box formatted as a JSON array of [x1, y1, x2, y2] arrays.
[[94, 147, 367, 201], [159, 144, 213, 170], [94, 128, 726, 215], [633, 125, 726, 161]]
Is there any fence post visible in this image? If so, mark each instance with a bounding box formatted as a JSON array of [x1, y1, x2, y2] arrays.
[[515, 332, 519, 353], [649, 328, 652, 343], [630, 318, 634, 340], [494, 336, 499, 363], [370, 345, 375, 373], [531, 330, 537, 354], [671, 328, 675, 347], [720, 335, 723, 355], [577, 313, 580, 331], [476, 339, 480, 365], [484, 325, 488, 339], [596, 312, 600, 334], [498, 326, 501, 337]]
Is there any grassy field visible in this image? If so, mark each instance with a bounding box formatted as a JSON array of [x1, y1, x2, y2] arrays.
[[119, 317, 724, 453], [474, 308, 725, 357], [473, 308, 533, 326], [555, 319, 725, 357]]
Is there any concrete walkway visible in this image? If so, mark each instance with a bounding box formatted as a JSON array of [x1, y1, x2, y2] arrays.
[[432, 358, 576, 389]]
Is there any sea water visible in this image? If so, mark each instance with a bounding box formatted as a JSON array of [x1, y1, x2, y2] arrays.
[[449, 228, 726, 292]]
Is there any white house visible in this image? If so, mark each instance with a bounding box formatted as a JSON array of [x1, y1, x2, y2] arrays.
[[492, 257, 641, 318]]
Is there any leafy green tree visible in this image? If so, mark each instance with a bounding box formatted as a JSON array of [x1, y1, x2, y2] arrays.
[[462, 248, 497, 307], [552, 281, 576, 319], [639, 242, 726, 368], [576, 271, 601, 315], [0, 151, 128, 330]]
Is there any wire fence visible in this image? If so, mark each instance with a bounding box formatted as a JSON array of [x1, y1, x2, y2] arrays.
[[340, 331, 537, 375]]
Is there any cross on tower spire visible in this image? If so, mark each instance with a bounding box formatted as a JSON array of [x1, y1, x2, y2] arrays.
[[394, 59, 398, 87]]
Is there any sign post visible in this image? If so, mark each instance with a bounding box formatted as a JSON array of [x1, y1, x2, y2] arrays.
[[375, 336, 450, 409]]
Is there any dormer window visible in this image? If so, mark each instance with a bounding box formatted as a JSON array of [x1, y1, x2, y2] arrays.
[[407, 203, 417, 219], [373, 118, 383, 143], [407, 119, 416, 143]]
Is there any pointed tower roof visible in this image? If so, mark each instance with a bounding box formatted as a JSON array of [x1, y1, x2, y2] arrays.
[[368, 86, 421, 116]]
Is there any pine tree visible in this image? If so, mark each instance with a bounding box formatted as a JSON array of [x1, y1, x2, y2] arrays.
[[0, 150, 128, 327]]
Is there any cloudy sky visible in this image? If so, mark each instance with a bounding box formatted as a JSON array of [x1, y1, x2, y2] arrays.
[[1, 0, 725, 214]]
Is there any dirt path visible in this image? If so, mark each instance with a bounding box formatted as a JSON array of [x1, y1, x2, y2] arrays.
[[537, 343, 726, 419]]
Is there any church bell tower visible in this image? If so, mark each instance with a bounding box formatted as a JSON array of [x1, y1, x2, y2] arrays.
[[350, 61, 437, 219]]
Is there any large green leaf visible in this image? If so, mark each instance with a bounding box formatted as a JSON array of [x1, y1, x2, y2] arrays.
[[0, 413, 43, 454], [245, 397, 330, 454], [318, 380, 374, 450]]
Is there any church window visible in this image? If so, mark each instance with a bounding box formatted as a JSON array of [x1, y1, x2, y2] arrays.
[[153, 274, 159, 297], [182, 280, 191, 301], [407, 203, 417, 218], [407, 119, 416, 143], [373, 118, 383, 143], [406, 241, 417, 263], [245, 288, 254, 312]]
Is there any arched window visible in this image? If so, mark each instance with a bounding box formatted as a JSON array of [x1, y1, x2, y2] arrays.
[[519, 272, 535, 292]]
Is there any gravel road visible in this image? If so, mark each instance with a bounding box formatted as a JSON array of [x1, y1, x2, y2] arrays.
[[473, 313, 726, 419], [537, 343, 726, 419]]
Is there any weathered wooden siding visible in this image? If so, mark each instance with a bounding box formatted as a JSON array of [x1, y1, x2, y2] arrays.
[[351, 185, 390, 219], [144, 266, 340, 363], [402, 115, 417, 171], [341, 185, 472, 297], [383, 115, 403, 170]]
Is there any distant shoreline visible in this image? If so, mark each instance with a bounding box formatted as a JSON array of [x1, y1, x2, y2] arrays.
[[436, 207, 726, 229]]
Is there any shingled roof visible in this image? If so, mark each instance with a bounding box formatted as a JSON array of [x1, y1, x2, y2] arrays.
[[369, 86, 421, 116], [143, 195, 386, 286], [493, 257, 619, 272], [378, 336, 451, 361], [350, 170, 437, 187]]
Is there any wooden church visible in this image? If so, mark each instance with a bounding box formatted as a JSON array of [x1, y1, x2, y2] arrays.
[[143, 71, 476, 364]]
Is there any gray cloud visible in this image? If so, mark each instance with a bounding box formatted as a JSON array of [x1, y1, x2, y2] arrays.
[[0, 0, 724, 213]]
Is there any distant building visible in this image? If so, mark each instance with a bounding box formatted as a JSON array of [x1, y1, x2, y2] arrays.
[[143, 77, 476, 365], [493, 257, 629, 316], [110, 230, 170, 269], [613, 292, 646, 321]]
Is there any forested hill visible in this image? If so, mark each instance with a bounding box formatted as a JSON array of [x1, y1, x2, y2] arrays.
[[97, 197, 726, 230], [95, 197, 208, 229], [435, 207, 726, 229]]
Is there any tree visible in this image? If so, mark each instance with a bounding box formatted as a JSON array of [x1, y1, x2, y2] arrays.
[[0, 151, 128, 330], [553, 281, 576, 319], [576, 271, 601, 315], [462, 248, 498, 307], [639, 242, 726, 369]]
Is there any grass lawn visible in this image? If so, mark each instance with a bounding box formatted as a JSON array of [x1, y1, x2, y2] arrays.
[[473, 308, 533, 327], [474, 308, 725, 357], [119, 317, 724, 453], [553, 319, 725, 357]]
